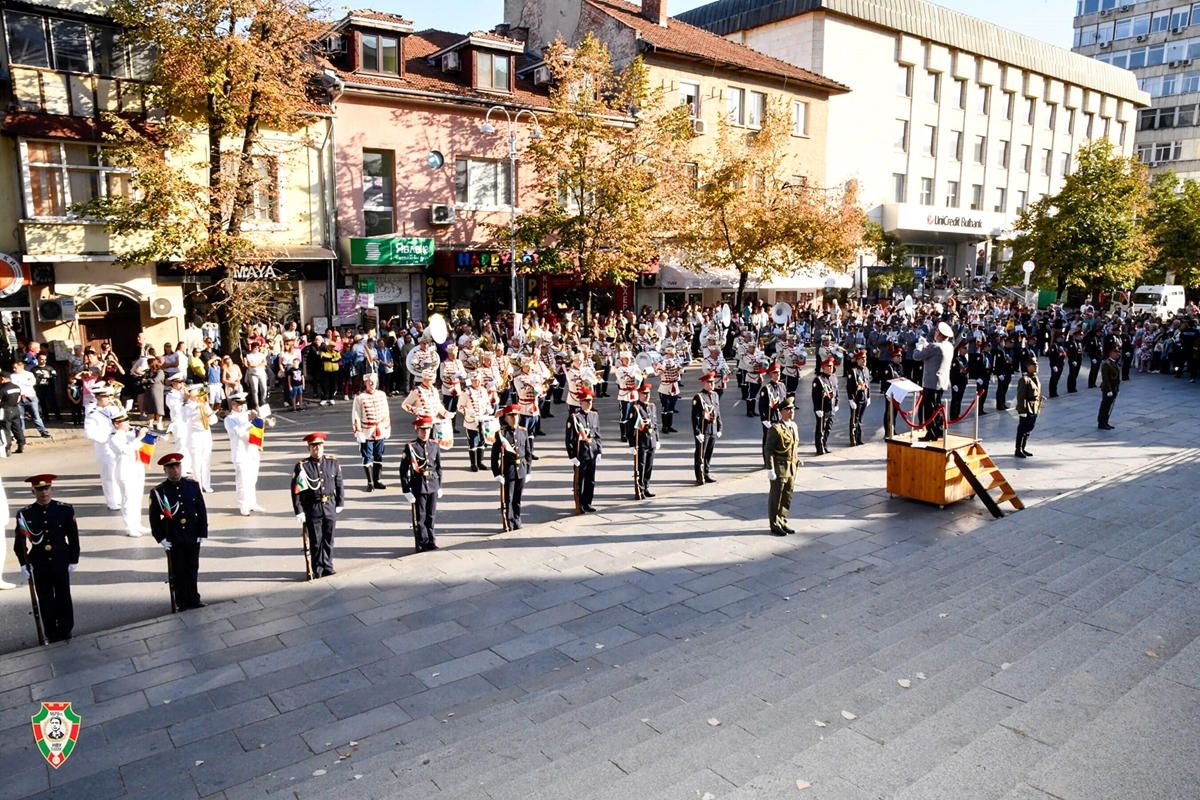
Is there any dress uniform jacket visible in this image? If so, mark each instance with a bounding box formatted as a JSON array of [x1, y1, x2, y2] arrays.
[[567, 408, 603, 509], [291, 455, 344, 576], [691, 389, 722, 484], [149, 477, 208, 610], [398, 439, 442, 550], [626, 401, 659, 499], [812, 373, 839, 454], [764, 420, 800, 533], [757, 379, 787, 427], [14, 499, 79, 640], [846, 365, 872, 446], [492, 423, 534, 529]]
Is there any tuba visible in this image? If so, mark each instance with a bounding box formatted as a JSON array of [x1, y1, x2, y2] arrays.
[[772, 302, 792, 325]]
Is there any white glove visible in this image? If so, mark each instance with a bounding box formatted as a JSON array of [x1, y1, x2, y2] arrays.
[[436, 489, 443, 499], [21, 565, 29, 579], [354, 433, 366, 444], [850, 401, 857, 410], [976, 379, 984, 386], [1052, 367, 1059, 372], [768, 469, 777, 481], [571, 457, 580, 467], [717, 431, 722, 438], [336, 507, 344, 514], [655, 443, 660, 452], [296, 512, 305, 523], [865, 398, 871, 407], [1072, 362, 1079, 367], [68, 564, 76, 573], [161, 540, 172, 551], [696, 434, 704, 443], [762, 420, 770, 429], [815, 410, 823, 418], [595, 453, 602, 462], [404, 492, 415, 503], [524, 471, 532, 485], [1106, 392, 1113, 397], [495, 474, 505, 485], [833, 406, 840, 416]]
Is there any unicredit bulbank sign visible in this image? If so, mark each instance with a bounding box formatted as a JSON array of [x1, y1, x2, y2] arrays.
[[925, 213, 983, 230], [884, 204, 1008, 238]]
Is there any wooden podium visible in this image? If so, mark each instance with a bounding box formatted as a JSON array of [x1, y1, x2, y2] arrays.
[[886, 432, 979, 508]]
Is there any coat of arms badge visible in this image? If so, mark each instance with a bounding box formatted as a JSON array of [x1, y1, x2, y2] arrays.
[[31, 702, 81, 768]]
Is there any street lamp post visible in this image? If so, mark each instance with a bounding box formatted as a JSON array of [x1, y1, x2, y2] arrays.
[[481, 107, 542, 317]]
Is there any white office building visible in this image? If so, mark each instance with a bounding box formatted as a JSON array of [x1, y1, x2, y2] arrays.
[[678, 0, 1148, 283], [1073, 0, 1200, 179]]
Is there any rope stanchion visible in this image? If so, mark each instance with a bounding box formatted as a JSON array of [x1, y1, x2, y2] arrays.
[[945, 389, 986, 426], [891, 388, 986, 430]]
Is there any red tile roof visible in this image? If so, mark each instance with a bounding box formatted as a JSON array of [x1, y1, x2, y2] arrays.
[[346, 9, 413, 25], [586, 0, 849, 94], [1, 112, 163, 141]]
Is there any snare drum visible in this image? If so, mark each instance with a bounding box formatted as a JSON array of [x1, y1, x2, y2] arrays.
[[479, 416, 499, 446], [432, 419, 454, 450]]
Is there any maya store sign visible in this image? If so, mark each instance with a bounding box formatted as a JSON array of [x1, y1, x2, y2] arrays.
[[349, 237, 435, 267]]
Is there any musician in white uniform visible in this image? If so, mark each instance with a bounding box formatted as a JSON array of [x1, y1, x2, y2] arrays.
[[182, 385, 216, 493], [658, 344, 684, 433], [439, 344, 464, 433], [224, 391, 263, 516], [84, 383, 122, 510], [460, 369, 496, 472], [107, 411, 150, 536], [164, 374, 191, 476], [614, 349, 639, 443]]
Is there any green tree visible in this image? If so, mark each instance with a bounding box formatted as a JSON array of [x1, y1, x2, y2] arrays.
[[1144, 170, 1200, 286], [862, 222, 910, 294], [1002, 139, 1151, 297], [504, 34, 693, 318]]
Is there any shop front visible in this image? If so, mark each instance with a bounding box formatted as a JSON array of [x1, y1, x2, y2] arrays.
[[659, 262, 850, 310], [338, 237, 435, 327], [880, 204, 1011, 286]]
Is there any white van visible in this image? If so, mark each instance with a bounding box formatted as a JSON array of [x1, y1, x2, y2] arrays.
[[1130, 285, 1186, 320]]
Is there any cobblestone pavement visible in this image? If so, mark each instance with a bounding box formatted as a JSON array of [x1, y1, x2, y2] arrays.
[[0, 363, 1197, 798]]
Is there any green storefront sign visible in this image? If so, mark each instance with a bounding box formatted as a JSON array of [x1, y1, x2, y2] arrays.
[[349, 237, 434, 267]]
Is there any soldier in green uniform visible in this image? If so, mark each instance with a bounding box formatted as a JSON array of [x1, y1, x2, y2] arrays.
[[14, 474, 79, 642], [1014, 359, 1044, 458], [764, 397, 802, 536]]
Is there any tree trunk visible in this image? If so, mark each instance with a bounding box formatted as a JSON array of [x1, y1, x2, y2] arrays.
[[736, 270, 749, 315]]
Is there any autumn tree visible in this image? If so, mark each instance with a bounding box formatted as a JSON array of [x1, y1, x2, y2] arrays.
[[502, 34, 693, 318], [1002, 139, 1151, 297], [83, 0, 329, 335], [1144, 170, 1200, 286], [673, 96, 868, 310]]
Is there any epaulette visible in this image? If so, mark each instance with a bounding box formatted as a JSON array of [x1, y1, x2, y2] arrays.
[[327, 455, 338, 460]]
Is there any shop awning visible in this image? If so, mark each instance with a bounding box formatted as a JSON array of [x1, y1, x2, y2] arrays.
[[659, 263, 853, 291]]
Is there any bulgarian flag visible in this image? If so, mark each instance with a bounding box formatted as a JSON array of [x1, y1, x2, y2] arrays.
[[16, 513, 31, 539], [293, 466, 311, 495], [138, 431, 157, 466], [249, 417, 264, 449]]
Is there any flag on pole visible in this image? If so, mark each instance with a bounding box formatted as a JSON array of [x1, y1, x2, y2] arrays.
[[249, 417, 264, 449], [137, 431, 157, 465]]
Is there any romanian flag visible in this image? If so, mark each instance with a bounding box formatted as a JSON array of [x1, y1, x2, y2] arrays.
[[138, 431, 157, 466], [249, 417, 265, 449]]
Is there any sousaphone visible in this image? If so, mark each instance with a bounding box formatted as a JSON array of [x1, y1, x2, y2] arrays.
[[771, 302, 792, 324]]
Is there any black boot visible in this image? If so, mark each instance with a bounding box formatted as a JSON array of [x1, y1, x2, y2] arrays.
[[1015, 436, 1027, 458], [470, 449, 480, 472], [372, 462, 387, 489], [1021, 436, 1033, 458], [363, 466, 374, 491], [663, 412, 673, 433]]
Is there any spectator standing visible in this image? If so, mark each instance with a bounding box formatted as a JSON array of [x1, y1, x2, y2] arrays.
[[32, 352, 61, 424]]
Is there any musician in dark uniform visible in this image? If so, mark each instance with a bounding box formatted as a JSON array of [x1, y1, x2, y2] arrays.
[[880, 346, 904, 438], [993, 335, 1015, 410], [566, 388, 602, 512], [757, 363, 787, 466], [149, 453, 209, 611], [1047, 328, 1067, 398], [492, 404, 533, 530], [846, 349, 872, 447], [626, 382, 659, 499], [1066, 328, 1084, 394], [1098, 346, 1122, 429], [398, 417, 442, 551], [969, 338, 993, 415], [948, 339, 970, 420], [14, 474, 79, 642], [291, 433, 345, 577], [691, 372, 722, 485], [812, 357, 839, 455]]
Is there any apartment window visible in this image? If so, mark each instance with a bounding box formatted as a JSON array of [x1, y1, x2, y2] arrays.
[[454, 157, 512, 207], [952, 78, 966, 109], [1020, 144, 1032, 172], [1025, 97, 1036, 125], [973, 135, 986, 164], [950, 130, 963, 161], [1017, 190, 1028, 213], [1097, 22, 1114, 43], [1042, 148, 1052, 176], [360, 34, 399, 74], [893, 173, 906, 203], [792, 101, 809, 136], [1115, 18, 1133, 40], [1139, 108, 1155, 130], [1183, 71, 1200, 93], [1163, 73, 1180, 96], [1045, 105, 1056, 130], [1086, 112, 1095, 138], [970, 184, 983, 210], [946, 180, 960, 208], [680, 82, 700, 116], [726, 87, 744, 125], [998, 139, 1010, 169], [1153, 10, 1171, 32], [362, 149, 394, 236], [1155, 141, 1183, 161], [922, 125, 937, 157], [977, 85, 990, 115], [926, 71, 940, 103], [1119, 120, 1127, 145], [3, 10, 149, 78], [1134, 13, 1151, 36], [1067, 108, 1076, 135], [1003, 92, 1015, 121], [1181, 104, 1197, 126], [475, 52, 510, 91], [919, 177, 934, 205], [22, 140, 132, 218], [1078, 25, 1098, 47], [1193, 4, 1200, 27], [898, 64, 912, 97], [1061, 152, 1072, 175], [1172, 5, 1192, 29], [747, 91, 766, 128], [994, 188, 1006, 213], [895, 119, 909, 152]]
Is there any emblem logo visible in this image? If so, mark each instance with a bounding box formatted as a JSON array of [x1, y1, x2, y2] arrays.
[[31, 702, 81, 768]]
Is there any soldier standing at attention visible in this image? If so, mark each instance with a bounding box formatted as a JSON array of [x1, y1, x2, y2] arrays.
[[14, 475, 79, 641], [812, 357, 839, 455], [1066, 327, 1084, 394], [846, 349, 872, 447], [398, 418, 442, 552], [880, 346, 904, 439], [566, 388, 602, 512], [993, 334, 1014, 411], [626, 382, 660, 500], [764, 398, 801, 536], [948, 340, 970, 420], [691, 372, 722, 485], [1098, 346, 1122, 430], [149, 453, 208, 611], [1014, 359, 1043, 458], [1048, 329, 1067, 398], [291, 433, 345, 576], [492, 404, 533, 530]]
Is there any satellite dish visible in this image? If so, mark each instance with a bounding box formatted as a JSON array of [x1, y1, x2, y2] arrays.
[[719, 304, 731, 326], [771, 302, 791, 324], [428, 313, 449, 345]]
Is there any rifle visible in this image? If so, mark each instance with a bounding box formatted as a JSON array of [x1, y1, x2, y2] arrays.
[[410, 501, 420, 552], [573, 422, 583, 516], [300, 521, 314, 581], [26, 563, 46, 646], [633, 416, 642, 501], [165, 547, 178, 614], [499, 476, 510, 533]]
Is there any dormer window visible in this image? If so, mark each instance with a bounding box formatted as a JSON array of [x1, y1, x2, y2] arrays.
[[360, 32, 399, 74], [476, 52, 510, 91]]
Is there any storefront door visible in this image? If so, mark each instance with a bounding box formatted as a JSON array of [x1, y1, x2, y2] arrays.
[[77, 294, 141, 366]]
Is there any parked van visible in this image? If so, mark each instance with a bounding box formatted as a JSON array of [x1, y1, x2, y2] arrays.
[[1130, 285, 1186, 320]]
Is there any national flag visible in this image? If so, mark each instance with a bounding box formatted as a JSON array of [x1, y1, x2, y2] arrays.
[[137, 431, 157, 465], [249, 417, 264, 449], [16, 513, 31, 539], [293, 466, 310, 495]]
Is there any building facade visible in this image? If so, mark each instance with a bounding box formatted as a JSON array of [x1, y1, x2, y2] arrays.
[[1072, 0, 1200, 179], [680, 0, 1149, 286]]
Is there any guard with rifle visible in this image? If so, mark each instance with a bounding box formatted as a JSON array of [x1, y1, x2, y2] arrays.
[[14, 474, 78, 643], [492, 404, 533, 531], [150, 453, 208, 611], [398, 417, 443, 552], [626, 382, 660, 499], [566, 387, 602, 513], [291, 432, 344, 578]]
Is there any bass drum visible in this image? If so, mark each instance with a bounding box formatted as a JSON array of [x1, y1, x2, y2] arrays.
[[432, 418, 454, 450], [479, 416, 500, 447]]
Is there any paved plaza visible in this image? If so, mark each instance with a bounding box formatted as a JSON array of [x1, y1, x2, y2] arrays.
[[0, 365, 1198, 798]]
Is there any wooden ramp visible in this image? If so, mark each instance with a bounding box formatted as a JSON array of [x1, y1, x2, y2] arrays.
[[952, 442, 1024, 519]]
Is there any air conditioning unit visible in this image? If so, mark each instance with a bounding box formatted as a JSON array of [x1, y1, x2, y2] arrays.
[[150, 294, 183, 319], [639, 273, 658, 288], [1173, 27, 1185, 34], [1184, 59, 1195, 66], [532, 66, 552, 86], [324, 34, 345, 54], [430, 204, 456, 225], [442, 51, 460, 72], [1099, 9, 1110, 15], [1137, 34, 1148, 42], [1099, 41, 1111, 48], [691, 118, 708, 135], [1119, 4, 1131, 11], [36, 297, 74, 323], [1170, 59, 1183, 67]]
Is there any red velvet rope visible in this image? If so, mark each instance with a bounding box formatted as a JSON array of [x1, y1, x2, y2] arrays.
[[890, 389, 985, 430]]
